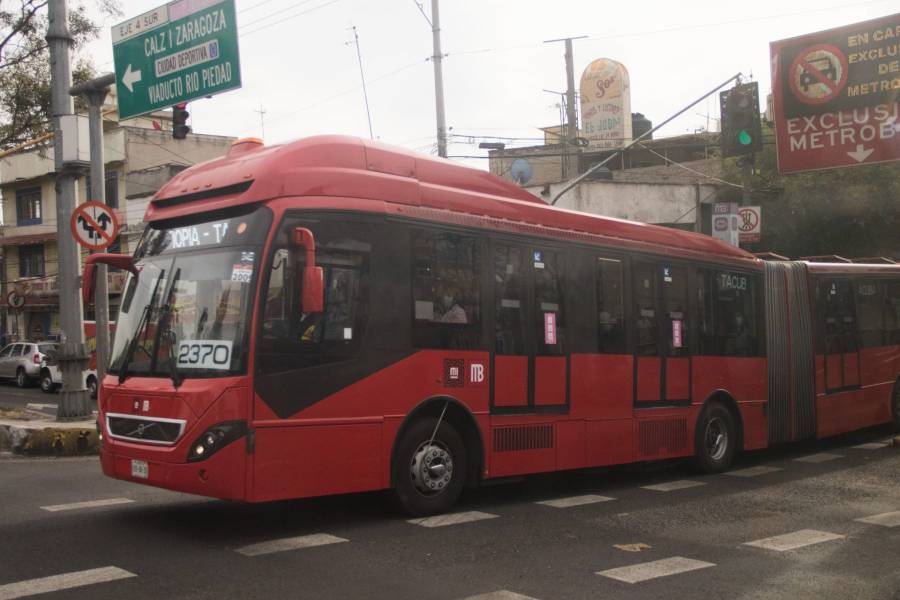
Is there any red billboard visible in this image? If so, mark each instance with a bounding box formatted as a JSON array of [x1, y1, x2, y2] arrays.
[[770, 13, 900, 174]]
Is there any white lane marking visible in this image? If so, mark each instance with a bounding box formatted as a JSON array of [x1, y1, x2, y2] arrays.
[[852, 442, 889, 450], [408, 511, 499, 528], [235, 533, 348, 557], [725, 465, 782, 477], [0, 566, 136, 600], [641, 480, 706, 492], [536, 494, 615, 508], [855, 511, 900, 528], [463, 591, 541, 600], [40, 498, 134, 512], [743, 529, 844, 552], [793, 452, 843, 463], [596, 556, 715, 583], [26, 403, 57, 410]]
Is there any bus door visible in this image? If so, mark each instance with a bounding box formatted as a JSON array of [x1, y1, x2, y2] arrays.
[[817, 279, 860, 392], [633, 262, 691, 406], [491, 243, 568, 411]]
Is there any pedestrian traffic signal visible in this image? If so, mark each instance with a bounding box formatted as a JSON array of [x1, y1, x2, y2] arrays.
[[719, 82, 762, 157], [172, 103, 190, 139]]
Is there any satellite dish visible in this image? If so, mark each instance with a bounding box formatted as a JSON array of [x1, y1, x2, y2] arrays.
[[510, 158, 533, 185]]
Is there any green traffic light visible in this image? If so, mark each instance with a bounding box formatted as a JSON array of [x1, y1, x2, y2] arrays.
[[738, 130, 753, 145]]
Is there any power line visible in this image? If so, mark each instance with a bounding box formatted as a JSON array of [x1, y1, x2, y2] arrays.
[[240, 0, 340, 37]]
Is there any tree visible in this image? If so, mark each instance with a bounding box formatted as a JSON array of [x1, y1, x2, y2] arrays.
[[720, 123, 900, 261], [0, 1, 121, 150]]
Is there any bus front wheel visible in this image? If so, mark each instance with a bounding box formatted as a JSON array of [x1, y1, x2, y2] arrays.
[[694, 403, 737, 474], [393, 417, 467, 516]]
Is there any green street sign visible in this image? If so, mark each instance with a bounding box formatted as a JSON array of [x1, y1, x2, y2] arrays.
[[111, 0, 242, 120]]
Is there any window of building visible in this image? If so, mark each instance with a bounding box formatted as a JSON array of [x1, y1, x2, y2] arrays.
[[16, 188, 42, 226], [19, 244, 45, 278], [412, 230, 481, 349], [855, 281, 885, 348], [85, 172, 119, 208], [596, 257, 625, 353], [698, 269, 760, 356]]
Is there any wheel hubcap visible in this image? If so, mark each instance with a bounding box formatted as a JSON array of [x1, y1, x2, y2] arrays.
[[410, 441, 453, 496], [705, 417, 728, 461]]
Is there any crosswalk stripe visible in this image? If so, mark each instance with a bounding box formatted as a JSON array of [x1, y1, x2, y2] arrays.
[[743, 529, 844, 552], [462, 591, 541, 600], [0, 566, 136, 600], [408, 511, 499, 528], [725, 465, 782, 477], [851, 442, 889, 450], [855, 511, 900, 528], [40, 498, 134, 512], [793, 453, 843, 463], [641, 480, 706, 492], [596, 556, 715, 583], [235, 533, 348, 557], [536, 494, 615, 508]]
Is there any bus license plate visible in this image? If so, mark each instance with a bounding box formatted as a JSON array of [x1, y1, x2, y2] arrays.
[[131, 460, 148, 479]]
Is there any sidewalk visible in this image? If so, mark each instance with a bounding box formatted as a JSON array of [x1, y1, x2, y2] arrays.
[[0, 408, 99, 456]]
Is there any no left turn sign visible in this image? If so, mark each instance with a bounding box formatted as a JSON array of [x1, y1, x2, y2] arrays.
[[70, 201, 120, 251]]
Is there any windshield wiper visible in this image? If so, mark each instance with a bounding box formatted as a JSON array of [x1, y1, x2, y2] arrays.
[[153, 268, 182, 389], [118, 270, 166, 384]]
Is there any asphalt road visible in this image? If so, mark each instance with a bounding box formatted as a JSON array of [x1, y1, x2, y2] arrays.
[[1, 426, 898, 600], [0, 384, 95, 418]]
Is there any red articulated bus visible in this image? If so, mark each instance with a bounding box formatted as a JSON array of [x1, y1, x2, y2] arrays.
[[83, 135, 900, 515]]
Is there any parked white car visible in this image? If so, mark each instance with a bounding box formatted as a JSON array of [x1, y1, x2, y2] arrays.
[[0, 341, 57, 387], [39, 357, 98, 399]]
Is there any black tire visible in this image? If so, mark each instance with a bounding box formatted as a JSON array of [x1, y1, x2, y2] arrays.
[[393, 418, 467, 516], [694, 403, 737, 474], [87, 376, 98, 400], [40, 370, 55, 393], [15, 367, 29, 388]]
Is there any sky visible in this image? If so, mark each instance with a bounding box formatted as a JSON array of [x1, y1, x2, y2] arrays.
[[83, 0, 899, 168]]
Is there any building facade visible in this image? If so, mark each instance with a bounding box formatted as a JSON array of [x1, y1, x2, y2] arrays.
[[0, 99, 234, 342]]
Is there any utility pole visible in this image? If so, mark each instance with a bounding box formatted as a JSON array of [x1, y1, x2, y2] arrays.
[[47, 0, 90, 420], [254, 104, 266, 139], [544, 36, 586, 179], [69, 72, 115, 387], [346, 26, 374, 139], [415, 0, 448, 157]]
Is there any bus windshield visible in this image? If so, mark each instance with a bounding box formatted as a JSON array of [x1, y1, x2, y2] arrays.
[[109, 207, 271, 380]]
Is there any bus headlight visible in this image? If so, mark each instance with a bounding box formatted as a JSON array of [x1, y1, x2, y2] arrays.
[[187, 421, 247, 463]]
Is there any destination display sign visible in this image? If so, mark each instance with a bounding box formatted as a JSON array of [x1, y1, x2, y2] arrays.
[[770, 13, 900, 174], [138, 209, 271, 258], [112, 0, 242, 120]]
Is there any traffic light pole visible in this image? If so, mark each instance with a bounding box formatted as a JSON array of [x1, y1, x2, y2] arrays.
[[69, 73, 115, 385], [48, 0, 91, 420]]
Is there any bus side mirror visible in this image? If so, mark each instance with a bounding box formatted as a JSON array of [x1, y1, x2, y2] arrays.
[[82, 253, 138, 305], [291, 227, 324, 313]]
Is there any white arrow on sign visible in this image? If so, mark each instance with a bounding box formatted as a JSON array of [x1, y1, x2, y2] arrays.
[[847, 144, 873, 163], [122, 64, 142, 93]]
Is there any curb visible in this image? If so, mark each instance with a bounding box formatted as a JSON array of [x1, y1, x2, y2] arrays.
[[0, 420, 99, 456]]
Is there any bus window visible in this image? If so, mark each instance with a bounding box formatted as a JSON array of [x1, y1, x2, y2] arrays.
[[888, 281, 900, 345], [855, 281, 885, 348], [494, 245, 526, 355], [662, 265, 689, 356], [817, 279, 857, 355], [698, 269, 759, 357], [411, 230, 481, 349], [534, 249, 565, 356], [258, 220, 370, 374], [596, 257, 624, 353], [633, 263, 658, 356]]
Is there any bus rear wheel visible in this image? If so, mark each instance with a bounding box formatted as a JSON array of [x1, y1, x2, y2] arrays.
[[393, 417, 467, 516], [694, 403, 736, 474]]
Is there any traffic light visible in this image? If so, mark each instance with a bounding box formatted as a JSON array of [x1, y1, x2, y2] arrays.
[[719, 82, 762, 157], [172, 103, 190, 139]]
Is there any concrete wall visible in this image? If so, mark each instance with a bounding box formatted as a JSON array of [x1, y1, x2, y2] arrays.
[[124, 127, 233, 172], [528, 180, 718, 227]]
